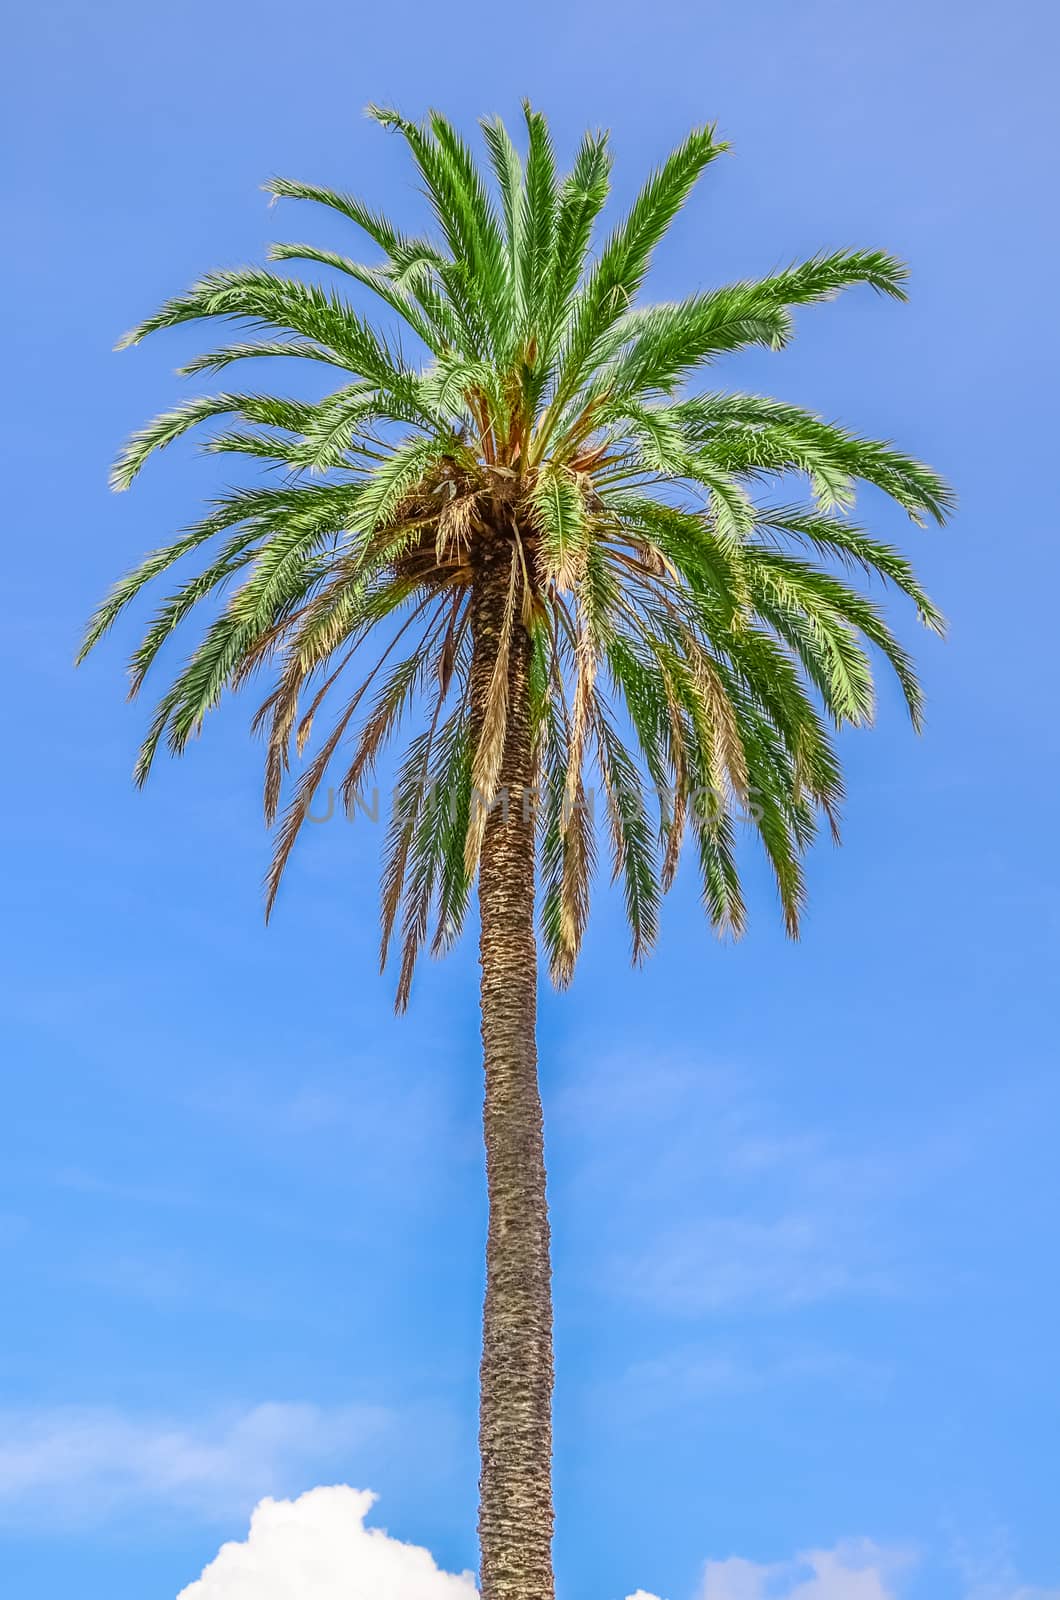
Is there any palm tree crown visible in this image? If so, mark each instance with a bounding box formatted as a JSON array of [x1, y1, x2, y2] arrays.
[[82, 104, 953, 1006]]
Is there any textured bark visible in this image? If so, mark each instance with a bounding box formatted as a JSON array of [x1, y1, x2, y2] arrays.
[[472, 533, 555, 1600]]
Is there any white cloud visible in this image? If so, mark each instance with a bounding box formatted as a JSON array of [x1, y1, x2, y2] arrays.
[[700, 1541, 912, 1600], [177, 1494, 691, 1600], [0, 1403, 386, 1524], [178, 1502, 1059, 1600], [177, 1485, 477, 1600]]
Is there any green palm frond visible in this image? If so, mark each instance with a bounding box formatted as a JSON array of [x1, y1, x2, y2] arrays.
[[84, 105, 952, 1006]]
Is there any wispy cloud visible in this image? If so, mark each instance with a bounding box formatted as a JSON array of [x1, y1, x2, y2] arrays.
[[0, 1403, 388, 1526], [623, 1534, 1059, 1600], [950, 1527, 1060, 1600], [623, 1212, 897, 1315], [698, 1539, 914, 1600], [555, 1054, 959, 1318], [614, 1340, 885, 1416]]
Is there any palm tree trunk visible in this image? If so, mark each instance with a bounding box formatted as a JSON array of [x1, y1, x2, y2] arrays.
[[471, 535, 555, 1600]]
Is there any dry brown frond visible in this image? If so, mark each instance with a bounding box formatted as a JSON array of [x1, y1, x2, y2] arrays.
[[691, 647, 749, 805], [436, 489, 479, 565], [558, 766, 593, 967], [660, 686, 689, 893]]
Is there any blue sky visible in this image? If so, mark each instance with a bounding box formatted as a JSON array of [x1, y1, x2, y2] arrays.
[[3, 1, 1059, 1597]]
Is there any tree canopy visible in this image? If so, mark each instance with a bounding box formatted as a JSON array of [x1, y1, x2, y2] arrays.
[[82, 104, 953, 1006]]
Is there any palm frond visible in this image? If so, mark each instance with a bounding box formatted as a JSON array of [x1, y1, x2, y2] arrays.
[[85, 106, 952, 1002]]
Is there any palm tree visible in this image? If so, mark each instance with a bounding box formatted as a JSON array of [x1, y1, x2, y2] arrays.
[[81, 105, 952, 1600]]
